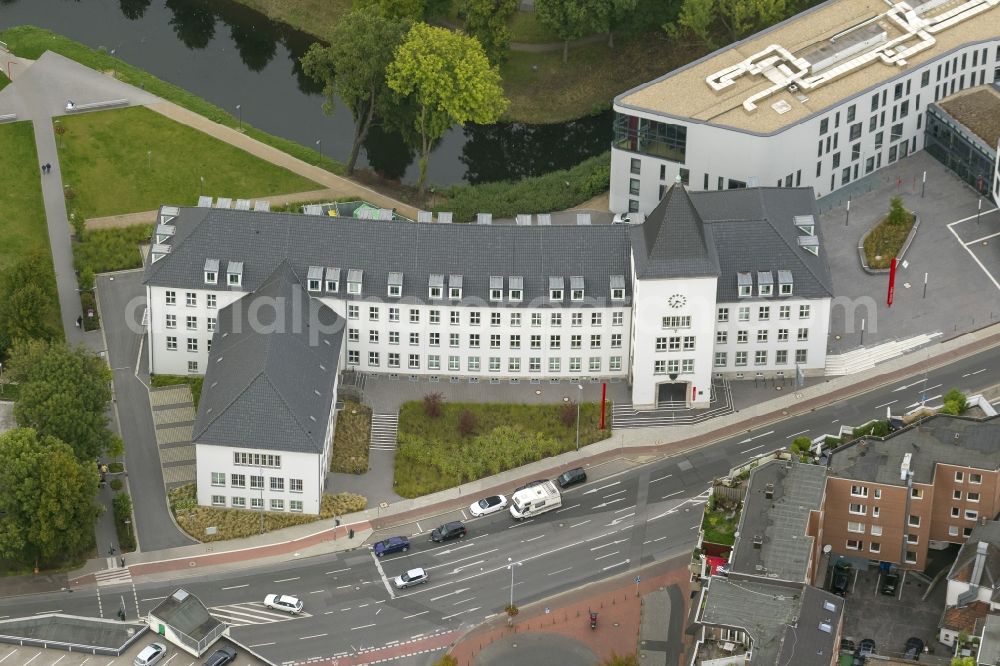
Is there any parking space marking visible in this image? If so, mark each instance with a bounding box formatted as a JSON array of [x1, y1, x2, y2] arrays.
[[0, 652, 18, 665], [947, 216, 1000, 291]]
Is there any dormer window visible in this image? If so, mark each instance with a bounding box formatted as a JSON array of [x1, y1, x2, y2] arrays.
[[347, 268, 363, 295], [508, 276, 523, 302], [449, 274, 463, 300], [325, 267, 340, 292], [428, 274, 444, 300], [387, 271, 402, 298], [737, 272, 752, 298], [778, 270, 794, 296], [757, 271, 773, 297], [307, 266, 323, 292], [227, 261, 243, 287], [489, 276, 503, 302], [610, 275, 625, 301], [570, 276, 585, 301], [204, 258, 219, 285], [549, 276, 564, 302]]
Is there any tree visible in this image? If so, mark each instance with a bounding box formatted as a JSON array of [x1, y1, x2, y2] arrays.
[[301, 10, 411, 174], [888, 196, 908, 225], [951, 657, 975, 666], [352, 0, 451, 21], [592, 0, 639, 49], [941, 388, 967, 416], [668, 0, 787, 45], [460, 0, 517, 64], [387, 23, 508, 195], [8, 339, 115, 461], [669, 0, 717, 47], [423, 392, 444, 418], [0, 428, 99, 569], [536, 0, 599, 63], [601, 654, 640, 666], [790, 436, 811, 454], [0, 251, 60, 356]]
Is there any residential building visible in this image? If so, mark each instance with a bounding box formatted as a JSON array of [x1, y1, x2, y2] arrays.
[[939, 521, 1000, 647], [925, 83, 1000, 204], [825, 416, 1000, 571], [147, 589, 226, 657], [610, 0, 1000, 213], [692, 460, 842, 664], [977, 613, 1000, 665]]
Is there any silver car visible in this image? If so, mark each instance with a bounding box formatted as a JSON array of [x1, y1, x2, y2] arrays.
[[134, 643, 167, 666]]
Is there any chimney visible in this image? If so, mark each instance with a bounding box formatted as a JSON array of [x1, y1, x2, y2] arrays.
[[765, 483, 775, 499], [971, 541, 989, 588], [753, 535, 764, 548], [900, 452, 912, 481]]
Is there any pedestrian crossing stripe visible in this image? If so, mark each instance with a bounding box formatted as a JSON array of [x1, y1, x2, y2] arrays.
[[209, 602, 313, 627]]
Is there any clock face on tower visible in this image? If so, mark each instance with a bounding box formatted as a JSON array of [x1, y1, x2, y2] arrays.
[[668, 293, 687, 309]]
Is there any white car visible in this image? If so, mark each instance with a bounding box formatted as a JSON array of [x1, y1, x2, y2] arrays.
[[264, 593, 303, 614], [612, 213, 631, 225], [469, 494, 508, 517], [134, 643, 167, 666], [393, 567, 428, 589]]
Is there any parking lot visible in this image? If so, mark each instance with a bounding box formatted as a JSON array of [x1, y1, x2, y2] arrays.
[[838, 563, 950, 664], [0, 640, 266, 666]]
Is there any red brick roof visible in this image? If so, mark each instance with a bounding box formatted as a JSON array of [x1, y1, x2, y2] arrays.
[[941, 601, 990, 633]]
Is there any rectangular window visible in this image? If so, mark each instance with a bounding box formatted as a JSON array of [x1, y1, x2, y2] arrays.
[[908, 515, 920, 527], [270, 499, 285, 511], [736, 330, 748, 344], [571, 312, 583, 327], [630, 157, 641, 175], [571, 335, 582, 350], [409, 309, 420, 324], [738, 306, 750, 322], [448, 355, 460, 371], [166, 336, 177, 351], [569, 357, 581, 372], [955, 471, 964, 482], [269, 477, 284, 491], [166, 314, 177, 329], [427, 356, 440, 371], [714, 352, 727, 367], [410, 332, 420, 346], [408, 354, 420, 370], [969, 492, 980, 503], [591, 312, 602, 326], [735, 351, 747, 366], [430, 310, 441, 324], [949, 525, 960, 537], [211, 472, 226, 486], [165, 290, 176, 305], [549, 357, 560, 372], [851, 485, 868, 497], [589, 357, 601, 372], [775, 349, 788, 365], [966, 509, 978, 520], [468, 356, 480, 371], [186, 292, 196, 307], [450, 310, 461, 325], [846, 539, 862, 551], [970, 473, 982, 484], [795, 349, 807, 364], [716, 330, 728, 344], [250, 475, 264, 489], [206, 294, 216, 309], [717, 307, 729, 322], [849, 503, 866, 515], [871, 525, 883, 536], [758, 306, 770, 321], [654, 360, 666, 375], [610, 356, 622, 372], [211, 495, 226, 507], [777, 328, 789, 342], [528, 357, 541, 372], [289, 478, 303, 493], [590, 334, 602, 349], [661, 316, 691, 328], [756, 330, 768, 343], [754, 350, 767, 365], [187, 338, 198, 353], [797, 328, 809, 342], [610, 333, 622, 349], [847, 521, 864, 533], [347, 350, 359, 365], [905, 551, 917, 564], [368, 351, 380, 367], [348, 304, 359, 320], [231, 473, 245, 488], [551, 313, 562, 327], [612, 311, 623, 326]]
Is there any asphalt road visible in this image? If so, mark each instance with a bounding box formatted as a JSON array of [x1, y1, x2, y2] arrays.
[[8, 334, 993, 664]]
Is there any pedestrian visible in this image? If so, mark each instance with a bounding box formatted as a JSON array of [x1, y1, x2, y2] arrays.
[[41, 163, 46, 174], [76, 315, 82, 328], [45, 163, 51, 173]]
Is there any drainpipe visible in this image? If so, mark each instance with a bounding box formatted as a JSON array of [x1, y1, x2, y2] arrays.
[[901, 471, 913, 567]]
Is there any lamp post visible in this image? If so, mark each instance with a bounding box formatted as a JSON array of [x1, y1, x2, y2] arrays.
[[316, 139, 323, 162], [575, 384, 583, 452], [200, 176, 204, 196], [236, 104, 242, 132], [259, 465, 265, 535], [507, 557, 521, 608], [0, 362, 3, 395]]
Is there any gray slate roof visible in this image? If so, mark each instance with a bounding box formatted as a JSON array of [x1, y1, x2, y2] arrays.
[[699, 578, 802, 665], [192, 261, 343, 454], [979, 613, 1000, 665], [775, 586, 843, 666], [149, 589, 223, 641], [144, 207, 633, 305], [947, 521, 1000, 588], [631, 183, 720, 279], [731, 460, 827, 583], [630, 185, 833, 302], [829, 416, 1000, 486]]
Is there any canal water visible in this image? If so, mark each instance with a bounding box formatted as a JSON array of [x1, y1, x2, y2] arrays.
[[0, 0, 611, 186]]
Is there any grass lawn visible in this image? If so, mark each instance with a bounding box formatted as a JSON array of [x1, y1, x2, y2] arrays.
[[331, 400, 371, 474], [701, 507, 740, 546], [227, 0, 352, 39], [863, 210, 916, 269], [500, 32, 703, 123], [0, 26, 344, 175], [168, 484, 366, 542], [150, 374, 205, 410], [507, 11, 564, 43], [56, 106, 319, 219], [0, 70, 9, 92], [394, 400, 608, 498], [0, 122, 51, 272]]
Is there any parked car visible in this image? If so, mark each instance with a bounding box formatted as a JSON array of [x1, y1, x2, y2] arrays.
[[904, 637, 924, 660], [469, 495, 507, 517], [393, 567, 428, 589], [831, 562, 851, 596], [881, 571, 900, 596], [431, 521, 467, 542], [612, 213, 632, 225], [859, 638, 876, 657], [373, 536, 410, 557], [557, 467, 587, 489], [134, 642, 167, 666], [514, 479, 548, 493], [203, 646, 237, 666], [264, 594, 303, 614]]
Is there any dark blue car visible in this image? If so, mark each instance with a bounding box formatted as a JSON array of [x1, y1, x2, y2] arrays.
[[373, 536, 410, 557]]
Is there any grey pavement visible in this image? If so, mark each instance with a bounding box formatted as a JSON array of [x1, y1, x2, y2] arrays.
[[818, 150, 1000, 354], [472, 633, 599, 666], [96, 269, 196, 552], [638, 587, 671, 666]]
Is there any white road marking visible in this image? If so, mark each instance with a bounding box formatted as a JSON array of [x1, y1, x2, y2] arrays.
[[738, 430, 774, 444], [893, 378, 927, 392], [583, 481, 621, 495], [613, 505, 636, 514], [310, 590, 324, 594], [601, 560, 629, 571], [430, 588, 470, 602], [273, 577, 300, 583], [33, 610, 61, 614], [548, 567, 572, 576], [0, 652, 19, 665], [786, 430, 809, 438], [326, 568, 350, 575], [376, 608, 382, 615], [602, 489, 627, 499], [594, 551, 620, 560], [567, 519, 591, 528], [249, 642, 275, 648], [416, 522, 423, 533], [452, 559, 485, 573], [650, 474, 672, 483], [451, 597, 476, 606], [50, 656, 65, 666], [963, 368, 987, 377], [607, 512, 635, 526], [590, 538, 628, 551], [370, 550, 396, 599], [874, 400, 897, 409], [740, 445, 764, 454], [221, 584, 248, 590], [461, 510, 468, 520], [555, 503, 580, 513], [661, 490, 683, 500], [336, 584, 352, 589], [427, 549, 498, 571], [404, 611, 429, 619], [434, 543, 476, 556], [140, 596, 167, 602], [349, 624, 375, 631], [441, 607, 480, 621], [592, 497, 626, 509], [522, 535, 544, 542], [925, 383, 942, 392]]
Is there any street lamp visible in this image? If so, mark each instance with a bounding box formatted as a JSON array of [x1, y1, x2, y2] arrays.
[[507, 557, 521, 609], [236, 104, 242, 132], [259, 466, 265, 535], [0, 362, 3, 395], [316, 139, 323, 162], [575, 384, 583, 452], [200, 175, 204, 196]]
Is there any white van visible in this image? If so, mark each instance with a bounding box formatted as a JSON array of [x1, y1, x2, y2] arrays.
[[509, 480, 562, 520]]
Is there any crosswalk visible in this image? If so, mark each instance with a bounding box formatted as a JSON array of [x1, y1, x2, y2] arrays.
[[209, 602, 313, 626], [94, 561, 133, 587], [370, 413, 399, 451]]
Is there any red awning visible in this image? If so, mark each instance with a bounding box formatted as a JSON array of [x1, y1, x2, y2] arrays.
[[706, 555, 728, 575]]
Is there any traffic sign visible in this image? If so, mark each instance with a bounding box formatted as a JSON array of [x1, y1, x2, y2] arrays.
[[634, 576, 641, 583]]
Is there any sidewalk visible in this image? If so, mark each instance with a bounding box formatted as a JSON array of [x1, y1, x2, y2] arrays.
[[448, 554, 692, 666]]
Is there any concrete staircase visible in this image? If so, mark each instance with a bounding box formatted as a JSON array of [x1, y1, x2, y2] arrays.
[[369, 413, 399, 451], [825, 332, 941, 376], [611, 380, 734, 429]]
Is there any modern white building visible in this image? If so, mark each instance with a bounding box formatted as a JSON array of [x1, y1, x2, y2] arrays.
[[144, 184, 832, 512], [610, 0, 1000, 214]]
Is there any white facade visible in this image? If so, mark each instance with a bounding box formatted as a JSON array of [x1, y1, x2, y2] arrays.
[[611, 35, 999, 213]]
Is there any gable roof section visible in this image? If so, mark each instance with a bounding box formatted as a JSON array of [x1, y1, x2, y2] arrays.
[[689, 187, 834, 302], [631, 183, 720, 279], [149, 589, 223, 641], [144, 207, 633, 303], [192, 261, 343, 453], [947, 521, 1000, 587]]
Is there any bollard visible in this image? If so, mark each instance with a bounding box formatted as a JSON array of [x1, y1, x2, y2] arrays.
[[348, 528, 354, 539]]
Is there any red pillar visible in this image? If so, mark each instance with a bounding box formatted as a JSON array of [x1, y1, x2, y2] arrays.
[[599, 382, 607, 430], [887, 257, 897, 307]]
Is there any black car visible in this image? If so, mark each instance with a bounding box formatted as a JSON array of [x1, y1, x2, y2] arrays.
[[431, 521, 467, 542], [881, 571, 900, 596], [203, 646, 237, 666], [557, 468, 587, 489], [831, 562, 851, 596], [514, 479, 548, 493], [904, 637, 924, 660]]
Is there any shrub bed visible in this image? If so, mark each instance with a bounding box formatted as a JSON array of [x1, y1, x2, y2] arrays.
[[433, 152, 610, 223], [394, 400, 606, 498], [863, 198, 915, 269], [112, 491, 136, 553], [167, 484, 367, 542], [331, 400, 371, 473], [73, 224, 152, 276], [150, 374, 205, 409]]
